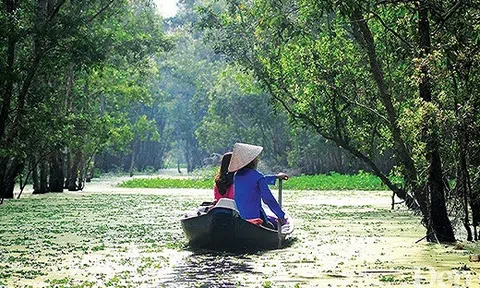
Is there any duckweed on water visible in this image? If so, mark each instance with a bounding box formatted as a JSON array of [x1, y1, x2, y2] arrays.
[[1, 179, 479, 287]]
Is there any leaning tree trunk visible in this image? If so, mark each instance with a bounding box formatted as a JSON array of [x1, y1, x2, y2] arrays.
[[177, 159, 182, 174], [49, 150, 64, 192], [0, 157, 21, 199], [347, 8, 421, 212], [418, 0, 455, 242]]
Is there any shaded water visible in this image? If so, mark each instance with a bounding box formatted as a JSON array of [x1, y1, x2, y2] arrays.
[[163, 251, 259, 287], [1, 176, 479, 287]]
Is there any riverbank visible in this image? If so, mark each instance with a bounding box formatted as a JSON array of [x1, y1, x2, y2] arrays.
[[119, 171, 402, 191]]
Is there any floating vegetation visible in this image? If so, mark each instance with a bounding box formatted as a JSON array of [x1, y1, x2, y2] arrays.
[[119, 172, 403, 191], [0, 179, 478, 287]]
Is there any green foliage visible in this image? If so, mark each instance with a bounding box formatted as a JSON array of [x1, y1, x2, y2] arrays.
[[0, 0, 173, 196], [200, 0, 394, 162], [379, 274, 414, 284], [120, 177, 214, 189], [262, 281, 272, 288], [280, 172, 402, 191], [119, 172, 399, 191], [197, 0, 480, 240], [165, 1, 378, 174], [195, 65, 294, 167], [94, 0, 395, 176], [379, 275, 396, 282]]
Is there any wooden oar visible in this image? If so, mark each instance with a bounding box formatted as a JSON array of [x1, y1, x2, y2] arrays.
[[277, 178, 283, 249]]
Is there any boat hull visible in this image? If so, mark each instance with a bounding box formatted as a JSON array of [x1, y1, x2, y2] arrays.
[[181, 207, 287, 251]]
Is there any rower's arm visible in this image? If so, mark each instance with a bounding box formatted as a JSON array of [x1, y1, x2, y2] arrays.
[[259, 177, 285, 219]]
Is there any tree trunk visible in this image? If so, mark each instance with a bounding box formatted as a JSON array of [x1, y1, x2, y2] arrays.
[[451, 62, 473, 241], [129, 141, 137, 177], [467, 170, 477, 241], [332, 149, 343, 174], [0, 157, 21, 199], [350, 8, 422, 202], [49, 150, 64, 192], [349, 8, 425, 214], [460, 144, 472, 241], [185, 150, 193, 173], [0, 2, 20, 199], [426, 151, 455, 242], [77, 152, 85, 190], [418, 1, 455, 242], [472, 198, 480, 241], [67, 151, 80, 191], [86, 155, 94, 182], [32, 159, 40, 192], [0, 0, 18, 141], [347, 5, 455, 242], [64, 151, 70, 188], [39, 159, 48, 193], [177, 159, 182, 174]]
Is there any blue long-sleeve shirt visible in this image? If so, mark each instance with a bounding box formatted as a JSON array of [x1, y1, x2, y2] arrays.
[[233, 168, 285, 220]]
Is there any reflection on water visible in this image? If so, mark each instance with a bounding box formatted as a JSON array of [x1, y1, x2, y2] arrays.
[[162, 250, 260, 287], [160, 237, 298, 287]]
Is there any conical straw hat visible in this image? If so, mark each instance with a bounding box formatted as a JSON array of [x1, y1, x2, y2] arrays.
[[228, 143, 263, 172]]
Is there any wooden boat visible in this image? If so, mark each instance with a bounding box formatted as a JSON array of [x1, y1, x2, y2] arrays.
[[181, 198, 294, 251]]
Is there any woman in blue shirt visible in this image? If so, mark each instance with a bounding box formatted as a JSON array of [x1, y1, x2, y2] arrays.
[[228, 143, 288, 227]]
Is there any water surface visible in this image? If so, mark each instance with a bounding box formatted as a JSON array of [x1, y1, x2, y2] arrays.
[[0, 177, 478, 287]]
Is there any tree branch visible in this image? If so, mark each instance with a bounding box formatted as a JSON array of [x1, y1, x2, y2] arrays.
[[88, 0, 116, 23], [337, 93, 390, 124], [432, 0, 464, 34], [375, 0, 415, 5], [360, 6, 414, 50], [47, 0, 67, 23], [16, 148, 55, 199], [256, 60, 420, 211]]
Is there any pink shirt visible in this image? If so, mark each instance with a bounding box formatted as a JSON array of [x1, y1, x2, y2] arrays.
[[214, 184, 234, 201]]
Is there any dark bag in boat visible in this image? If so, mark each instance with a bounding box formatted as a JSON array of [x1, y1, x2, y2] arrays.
[[200, 201, 215, 206]]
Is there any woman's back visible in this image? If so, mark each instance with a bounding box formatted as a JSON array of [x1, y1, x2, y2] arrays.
[[234, 168, 262, 219], [234, 168, 283, 220], [214, 183, 234, 201], [214, 152, 234, 202]]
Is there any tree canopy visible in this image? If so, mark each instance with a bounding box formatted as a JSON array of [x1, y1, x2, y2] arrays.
[[1, 0, 479, 242], [198, 0, 479, 241]]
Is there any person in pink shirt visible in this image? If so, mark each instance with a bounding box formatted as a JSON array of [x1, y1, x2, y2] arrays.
[[214, 152, 234, 201]]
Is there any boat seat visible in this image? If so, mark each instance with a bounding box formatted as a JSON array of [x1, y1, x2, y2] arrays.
[[213, 198, 239, 213]]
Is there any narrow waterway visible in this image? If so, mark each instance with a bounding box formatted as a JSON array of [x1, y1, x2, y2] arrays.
[[0, 176, 478, 287]]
